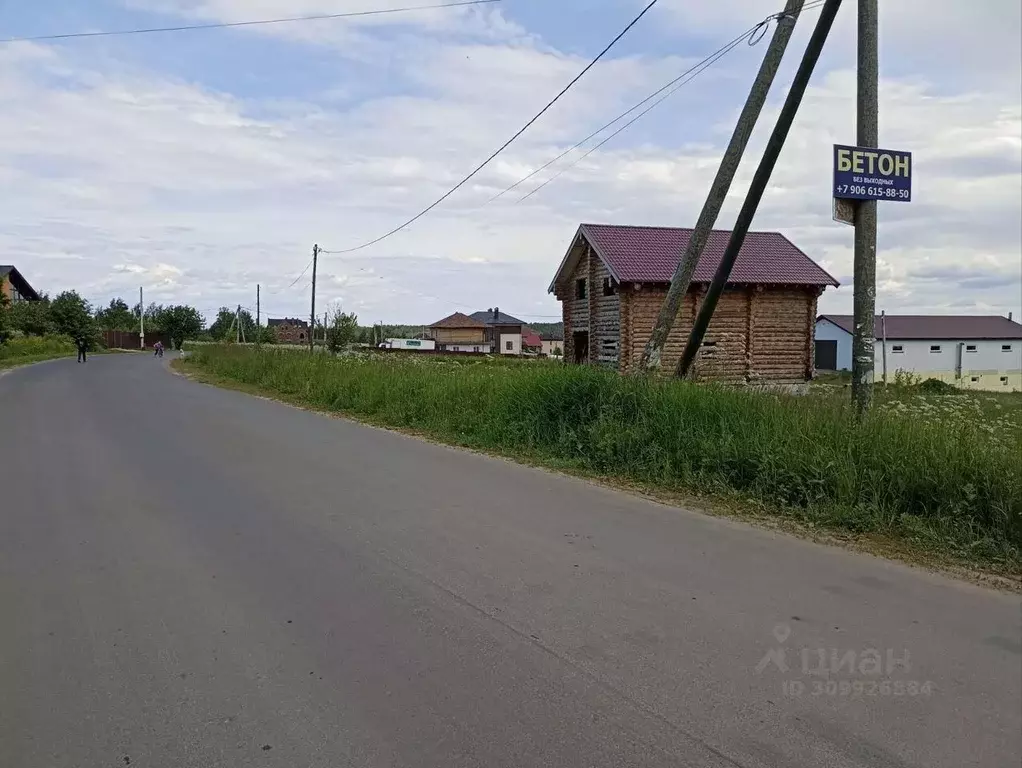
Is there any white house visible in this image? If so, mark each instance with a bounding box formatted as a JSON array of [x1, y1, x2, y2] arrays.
[[815, 314, 1022, 391]]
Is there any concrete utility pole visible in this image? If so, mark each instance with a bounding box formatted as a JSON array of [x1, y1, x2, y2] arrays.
[[310, 244, 319, 353], [880, 309, 888, 385], [138, 286, 145, 350], [851, 0, 879, 416], [236, 305, 242, 344], [677, 0, 844, 378], [256, 284, 261, 346], [637, 0, 804, 373]]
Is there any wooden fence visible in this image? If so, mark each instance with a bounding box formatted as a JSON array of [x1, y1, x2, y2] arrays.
[[102, 330, 172, 349]]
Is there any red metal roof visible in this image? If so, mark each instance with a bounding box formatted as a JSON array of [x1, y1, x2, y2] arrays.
[[819, 314, 1022, 341], [521, 329, 542, 348], [576, 224, 838, 287]]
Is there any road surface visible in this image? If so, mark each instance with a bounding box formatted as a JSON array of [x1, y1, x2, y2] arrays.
[[1, 353, 1019, 768]]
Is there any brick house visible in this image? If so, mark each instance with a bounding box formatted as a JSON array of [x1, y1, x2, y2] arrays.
[[267, 317, 309, 344], [0, 265, 41, 303], [548, 224, 839, 381]]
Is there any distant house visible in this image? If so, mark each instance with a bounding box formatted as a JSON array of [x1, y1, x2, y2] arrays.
[[267, 317, 309, 344], [816, 314, 1022, 390], [429, 312, 488, 353], [540, 333, 564, 358], [0, 265, 41, 303], [429, 308, 526, 354], [548, 223, 838, 381], [521, 329, 543, 355], [469, 308, 524, 355]]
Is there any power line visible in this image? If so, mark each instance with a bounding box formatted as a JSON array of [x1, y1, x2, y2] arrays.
[[509, 0, 829, 203], [278, 257, 315, 293], [1, 0, 500, 44], [518, 35, 748, 202], [488, 27, 760, 204], [324, 0, 664, 255]]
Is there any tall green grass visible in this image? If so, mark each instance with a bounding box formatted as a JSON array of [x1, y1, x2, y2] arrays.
[[185, 345, 1022, 566], [0, 335, 76, 367]]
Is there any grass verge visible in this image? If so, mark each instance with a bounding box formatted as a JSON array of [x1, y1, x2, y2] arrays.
[[0, 337, 141, 370], [176, 346, 1022, 582], [0, 336, 77, 369]]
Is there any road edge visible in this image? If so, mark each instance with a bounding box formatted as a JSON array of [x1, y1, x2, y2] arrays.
[[168, 358, 1022, 594]]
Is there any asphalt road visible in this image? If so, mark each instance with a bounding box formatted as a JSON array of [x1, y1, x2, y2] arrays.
[[1, 353, 1019, 768]]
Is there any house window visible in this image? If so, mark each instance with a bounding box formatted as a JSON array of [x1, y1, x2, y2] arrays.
[[1000, 376, 1009, 385], [929, 345, 941, 353], [892, 345, 904, 353], [602, 277, 616, 296], [505, 340, 513, 351], [473, 346, 480, 353], [1002, 344, 1013, 352], [971, 376, 980, 382], [966, 344, 977, 352], [575, 278, 587, 300]]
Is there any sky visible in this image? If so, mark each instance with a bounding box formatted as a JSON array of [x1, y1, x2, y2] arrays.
[[1, 0, 1020, 325]]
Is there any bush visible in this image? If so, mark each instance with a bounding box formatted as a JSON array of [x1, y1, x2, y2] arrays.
[[0, 334, 76, 363], [185, 346, 1022, 565], [918, 378, 958, 395]]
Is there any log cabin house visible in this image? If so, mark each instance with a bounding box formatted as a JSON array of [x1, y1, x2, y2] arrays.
[[429, 312, 488, 353], [548, 224, 839, 381]]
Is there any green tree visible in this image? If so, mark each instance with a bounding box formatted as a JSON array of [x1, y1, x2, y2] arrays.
[[157, 305, 205, 349], [327, 309, 360, 354], [95, 297, 137, 331], [209, 306, 256, 342], [49, 291, 99, 348], [0, 286, 10, 344], [256, 324, 277, 344], [8, 296, 53, 336]]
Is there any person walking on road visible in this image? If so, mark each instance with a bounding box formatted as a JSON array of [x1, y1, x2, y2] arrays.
[[75, 336, 88, 363]]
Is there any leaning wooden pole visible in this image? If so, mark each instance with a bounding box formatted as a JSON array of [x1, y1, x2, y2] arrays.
[[636, 0, 804, 374], [677, 0, 844, 379]]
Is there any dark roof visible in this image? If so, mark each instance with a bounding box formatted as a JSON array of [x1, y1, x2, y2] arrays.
[[0, 265, 41, 300], [818, 315, 1022, 341], [267, 317, 309, 328], [549, 224, 838, 291], [469, 310, 524, 326], [430, 311, 486, 329]]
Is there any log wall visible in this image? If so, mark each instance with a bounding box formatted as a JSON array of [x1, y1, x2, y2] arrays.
[[588, 249, 620, 368], [617, 284, 817, 381], [432, 328, 486, 344]]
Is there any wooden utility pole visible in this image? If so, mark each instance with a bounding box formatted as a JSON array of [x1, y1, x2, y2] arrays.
[[309, 243, 319, 353], [139, 286, 145, 350], [851, 0, 878, 416], [677, 0, 843, 377], [638, 0, 804, 373], [236, 304, 242, 344]]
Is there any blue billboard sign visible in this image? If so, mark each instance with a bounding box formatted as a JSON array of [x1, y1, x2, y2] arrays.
[[833, 144, 911, 202]]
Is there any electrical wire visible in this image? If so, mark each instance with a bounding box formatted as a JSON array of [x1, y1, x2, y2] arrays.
[[509, 0, 828, 203], [281, 257, 315, 292], [518, 35, 747, 203], [324, 0, 663, 254], [1, 0, 501, 44], [487, 25, 761, 205]]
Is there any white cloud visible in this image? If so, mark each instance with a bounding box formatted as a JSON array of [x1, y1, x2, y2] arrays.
[[0, 1, 1019, 325]]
